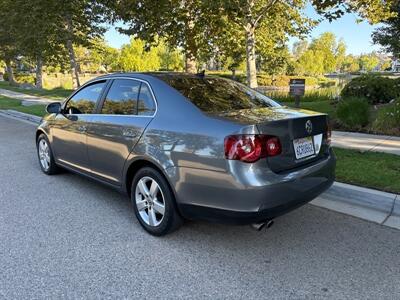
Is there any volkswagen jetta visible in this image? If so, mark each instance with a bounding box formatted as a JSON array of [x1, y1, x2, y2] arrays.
[[36, 73, 335, 236]]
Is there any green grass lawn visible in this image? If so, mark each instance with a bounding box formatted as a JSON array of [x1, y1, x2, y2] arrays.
[[0, 81, 72, 100], [0, 96, 46, 117], [334, 147, 400, 194], [284, 100, 336, 117]]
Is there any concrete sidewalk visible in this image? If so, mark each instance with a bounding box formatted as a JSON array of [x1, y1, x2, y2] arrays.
[[332, 131, 400, 155], [0, 88, 55, 106]]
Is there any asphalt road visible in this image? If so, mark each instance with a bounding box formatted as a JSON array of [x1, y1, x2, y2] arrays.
[[0, 115, 399, 299]]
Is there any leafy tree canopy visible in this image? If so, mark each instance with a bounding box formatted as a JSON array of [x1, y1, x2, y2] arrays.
[[372, 1, 400, 56]]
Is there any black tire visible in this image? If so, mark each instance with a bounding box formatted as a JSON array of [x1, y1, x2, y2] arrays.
[[36, 134, 60, 175], [131, 167, 183, 236]]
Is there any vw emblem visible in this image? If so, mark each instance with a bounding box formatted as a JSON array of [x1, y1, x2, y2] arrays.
[[305, 120, 313, 134]]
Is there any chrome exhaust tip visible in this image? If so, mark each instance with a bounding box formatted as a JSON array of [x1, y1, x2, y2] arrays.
[[251, 220, 274, 231]]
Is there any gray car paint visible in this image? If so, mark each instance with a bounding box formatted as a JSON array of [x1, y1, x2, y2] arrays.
[[37, 73, 335, 224]]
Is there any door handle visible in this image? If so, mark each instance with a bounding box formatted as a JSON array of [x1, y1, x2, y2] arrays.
[[78, 125, 87, 132], [122, 128, 138, 138]]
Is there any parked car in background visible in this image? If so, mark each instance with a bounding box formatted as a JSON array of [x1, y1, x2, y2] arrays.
[[36, 73, 336, 236]]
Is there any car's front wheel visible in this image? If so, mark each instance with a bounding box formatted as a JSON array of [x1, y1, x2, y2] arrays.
[[36, 134, 60, 175], [131, 167, 183, 236]]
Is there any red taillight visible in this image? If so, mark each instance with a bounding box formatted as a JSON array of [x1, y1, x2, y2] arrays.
[[224, 135, 281, 163]]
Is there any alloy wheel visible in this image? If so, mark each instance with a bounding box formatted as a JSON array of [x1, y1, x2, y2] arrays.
[[135, 176, 166, 227], [38, 139, 51, 171]]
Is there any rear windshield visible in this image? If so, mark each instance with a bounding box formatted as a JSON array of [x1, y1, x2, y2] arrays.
[[153, 74, 280, 113]]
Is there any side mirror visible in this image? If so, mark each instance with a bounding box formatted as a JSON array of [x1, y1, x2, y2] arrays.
[[46, 102, 61, 114]]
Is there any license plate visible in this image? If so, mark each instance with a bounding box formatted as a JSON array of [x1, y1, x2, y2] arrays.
[[293, 136, 315, 159]]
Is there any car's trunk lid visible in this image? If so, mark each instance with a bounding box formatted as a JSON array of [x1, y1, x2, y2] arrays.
[[216, 106, 331, 173]]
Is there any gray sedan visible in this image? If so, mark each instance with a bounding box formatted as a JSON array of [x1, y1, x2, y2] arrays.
[[36, 73, 335, 236]]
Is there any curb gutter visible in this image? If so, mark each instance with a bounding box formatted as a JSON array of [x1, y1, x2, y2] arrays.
[[383, 195, 400, 229], [1, 109, 399, 230], [311, 182, 400, 230]]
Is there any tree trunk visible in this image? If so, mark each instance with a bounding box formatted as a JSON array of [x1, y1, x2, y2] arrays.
[[5, 59, 16, 85], [185, 52, 197, 73], [66, 39, 80, 88], [184, 12, 197, 74], [231, 69, 236, 79], [65, 16, 80, 88], [36, 56, 43, 89], [245, 25, 258, 88]]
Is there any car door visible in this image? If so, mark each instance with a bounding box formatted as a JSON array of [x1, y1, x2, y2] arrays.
[[51, 80, 107, 173], [87, 78, 156, 185]]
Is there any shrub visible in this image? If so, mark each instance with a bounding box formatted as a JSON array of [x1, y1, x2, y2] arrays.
[[15, 73, 35, 85], [2, 72, 35, 85], [266, 87, 336, 103], [256, 74, 272, 86], [341, 75, 400, 105], [372, 99, 400, 135], [336, 97, 370, 129]]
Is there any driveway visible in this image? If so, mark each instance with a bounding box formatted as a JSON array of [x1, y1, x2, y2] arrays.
[[0, 115, 399, 299]]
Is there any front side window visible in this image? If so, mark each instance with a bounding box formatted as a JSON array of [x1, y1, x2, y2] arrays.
[[101, 79, 140, 115], [67, 81, 106, 114], [138, 84, 156, 116]]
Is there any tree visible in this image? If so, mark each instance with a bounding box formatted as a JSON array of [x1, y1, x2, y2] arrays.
[[9, 0, 64, 88], [258, 45, 291, 75], [217, 0, 313, 88], [117, 38, 161, 71], [74, 39, 119, 73], [309, 32, 338, 73], [100, 45, 120, 72], [311, 0, 396, 24], [293, 32, 348, 75], [206, 16, 247, 77], [372, 2, 400, 56], [54, 1, 107, 88], [342, 55, 360, 72], [104, 0, 395, 87], [296, 49, 325, 76], [0, 0, 18, 85], [105, 0, 213, 73], [219, 0, 395, 87], [335, 39, 347, 72], [358, 53, 380, 71], [158, 41, 184, 71], [292, 40, 309, 59]]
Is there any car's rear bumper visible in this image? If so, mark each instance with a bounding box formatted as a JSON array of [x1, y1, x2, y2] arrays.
[[178, 177, 333, 224], [169, 148, 336, 225]]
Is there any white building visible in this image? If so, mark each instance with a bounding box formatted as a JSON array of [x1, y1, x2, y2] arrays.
[[391, 59, 400, 72]]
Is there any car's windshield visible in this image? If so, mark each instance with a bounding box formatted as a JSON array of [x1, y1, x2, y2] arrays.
[[153, 74, 281, 113]]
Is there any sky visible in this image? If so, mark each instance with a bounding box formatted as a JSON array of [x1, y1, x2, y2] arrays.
[[104, 5, 382, 55]]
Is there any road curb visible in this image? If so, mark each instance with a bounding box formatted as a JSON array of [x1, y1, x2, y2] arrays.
[[0, 109, 41, 124], [311, 182, 399, 229]]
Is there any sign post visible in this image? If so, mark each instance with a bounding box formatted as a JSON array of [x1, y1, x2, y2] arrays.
[[289, 79, 305, 108]]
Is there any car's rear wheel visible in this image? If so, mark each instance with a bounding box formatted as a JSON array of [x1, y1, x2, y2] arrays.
[[131, 167, 183, 236], [36, 134, 60, 175]]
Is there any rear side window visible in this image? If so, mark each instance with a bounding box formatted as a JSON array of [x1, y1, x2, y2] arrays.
[[67, 81, 105, 114], [101, 79, 140, 115], [138, 84, 156, 116], [153, 75, 280, 113]]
